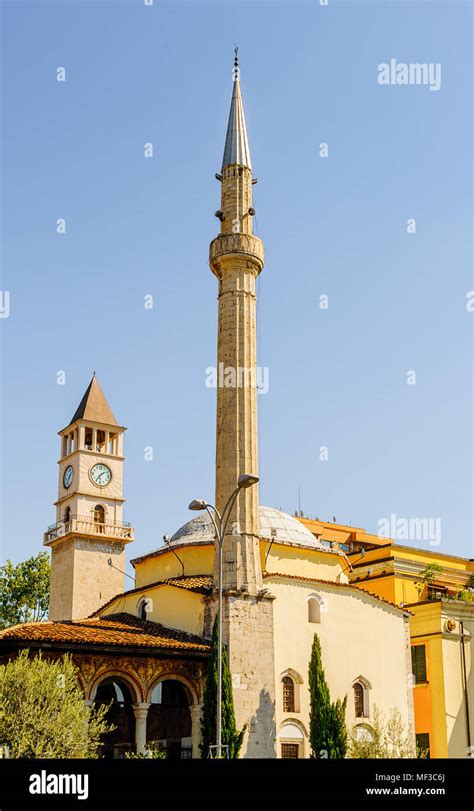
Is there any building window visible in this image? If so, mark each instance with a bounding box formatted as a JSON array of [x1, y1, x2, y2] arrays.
[[94, 505, 105, 524], [354, 683, 365, 717], [138, 598, 151, 621], [416, 733, 430, 758], [64, 506, 71, 523], [282, 677, 295, 713], [281, 743, 299, 759], [411, 645, 427, 684], [308, 595, 323, 623]]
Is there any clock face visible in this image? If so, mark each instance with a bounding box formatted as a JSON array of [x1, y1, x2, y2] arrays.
[[90, 463, 112, 487], [63, 465, 74, 489]]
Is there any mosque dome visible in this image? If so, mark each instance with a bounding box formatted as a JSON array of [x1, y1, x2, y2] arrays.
[[169, 505, 322, 549]]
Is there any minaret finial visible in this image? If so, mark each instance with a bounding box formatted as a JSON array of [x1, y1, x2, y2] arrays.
[[233, 46, 239, 81]]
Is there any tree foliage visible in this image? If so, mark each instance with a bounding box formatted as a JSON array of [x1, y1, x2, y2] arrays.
[[0, 650, 113, 758], [0, 553, 50, 629], [349, 705, 417, 759], [308, 634, 347, 758], [200, 616, 247, 758], [125, 740, 165, 759]]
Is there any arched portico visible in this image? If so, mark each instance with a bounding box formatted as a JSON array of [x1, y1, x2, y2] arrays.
[[145, 676, 198, 759]]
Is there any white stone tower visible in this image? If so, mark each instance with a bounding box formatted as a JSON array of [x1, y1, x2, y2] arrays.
[[44, 375, 134, 621], [209, 51, 276, 757]]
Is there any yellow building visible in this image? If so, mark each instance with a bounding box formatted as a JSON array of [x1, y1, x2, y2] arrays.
[[297, 516, 474, 758], [3, 53, 463, 761]]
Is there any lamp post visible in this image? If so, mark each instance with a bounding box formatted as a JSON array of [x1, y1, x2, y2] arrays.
[[189, 472, 259, 759]]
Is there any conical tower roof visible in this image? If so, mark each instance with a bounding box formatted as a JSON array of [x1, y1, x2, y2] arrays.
[[221, 48, 252, 171], [68, 374, 118, 427]]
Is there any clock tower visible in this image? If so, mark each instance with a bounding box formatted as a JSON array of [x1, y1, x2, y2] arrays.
[[44, 374, 134, 621]]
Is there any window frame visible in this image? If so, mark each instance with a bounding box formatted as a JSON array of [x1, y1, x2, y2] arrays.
[[411, 644, 428, 685]]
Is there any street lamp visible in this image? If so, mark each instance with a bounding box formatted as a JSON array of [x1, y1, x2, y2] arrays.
[[188, 472, 259, 758]]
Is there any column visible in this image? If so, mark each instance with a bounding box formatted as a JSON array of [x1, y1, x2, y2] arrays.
[[190, 703, 202, 758], [133, 702, 150, 754]]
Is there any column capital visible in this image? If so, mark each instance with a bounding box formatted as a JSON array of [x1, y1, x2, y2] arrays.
[[132, 702, 151, 720]]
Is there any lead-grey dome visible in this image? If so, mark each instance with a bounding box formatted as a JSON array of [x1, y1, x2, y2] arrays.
[[169, 505, 322, 549]]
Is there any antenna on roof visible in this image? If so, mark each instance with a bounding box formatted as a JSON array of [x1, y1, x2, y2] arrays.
[[163, 534, 185, 577]]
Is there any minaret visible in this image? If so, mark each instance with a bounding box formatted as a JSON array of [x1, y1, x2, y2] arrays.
[[209, 51, 276, 757], [44, 375, 134, 621], [210, 48, 265, 594]]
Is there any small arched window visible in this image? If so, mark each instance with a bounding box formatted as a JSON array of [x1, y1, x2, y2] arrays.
[[64, 506, 71, 523], [93, 505, 105, 524], [282, 676, 295, 713], [139, 601, 147, 621], [354, 683, 365, 717], [308, 595, 323, 623]]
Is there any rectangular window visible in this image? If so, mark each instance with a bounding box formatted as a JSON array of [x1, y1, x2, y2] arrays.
[[281, 743, 299, 759], [416, 733, 430, 758], [411, 645, 427, 684]]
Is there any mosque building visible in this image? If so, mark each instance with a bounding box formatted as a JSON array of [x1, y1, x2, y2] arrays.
[[1, 54, 471, 760]]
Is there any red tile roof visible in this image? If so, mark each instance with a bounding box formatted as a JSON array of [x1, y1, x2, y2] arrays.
[[0, 613, 210, 654]]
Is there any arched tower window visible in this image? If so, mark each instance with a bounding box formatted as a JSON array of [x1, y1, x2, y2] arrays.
[[282, 676, 295, 713], [94, 505, 105, 529], [64, 506, 71, 523], [354, 683, 364, 717]]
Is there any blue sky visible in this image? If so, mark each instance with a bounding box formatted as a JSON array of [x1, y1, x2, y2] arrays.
[[1, 0, 472, 570]]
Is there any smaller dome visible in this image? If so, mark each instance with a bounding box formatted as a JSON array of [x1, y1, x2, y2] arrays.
[[170, 505, 322, 549]]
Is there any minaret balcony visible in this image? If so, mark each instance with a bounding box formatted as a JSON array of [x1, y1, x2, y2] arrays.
[[44, 515, 135, 546], [209, 232, 264, 268]]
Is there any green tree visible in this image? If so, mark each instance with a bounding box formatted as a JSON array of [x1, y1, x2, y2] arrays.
[[0, 553, 50, 629], [308, 634, 347, 758], [349, 705, 417, 758], [331, 696, 348, 758], [0, 649, 113, 758], [200, 616, 247, 758], [415, 563, 443, 599]]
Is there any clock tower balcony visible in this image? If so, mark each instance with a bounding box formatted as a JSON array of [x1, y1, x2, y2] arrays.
[[43, 514, 135, 546]]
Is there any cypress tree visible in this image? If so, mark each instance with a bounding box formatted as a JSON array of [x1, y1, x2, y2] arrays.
[[308, 633, 347, 758], [330, 696, 348, 758], [200, 616, 246, 758]]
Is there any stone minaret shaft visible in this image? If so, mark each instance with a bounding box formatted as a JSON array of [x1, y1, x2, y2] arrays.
[[210, 52, 264, 594]]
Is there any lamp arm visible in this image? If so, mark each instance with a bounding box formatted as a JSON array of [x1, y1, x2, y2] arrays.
[[220, 486, 241, 542], [205, 504, 222, 547]]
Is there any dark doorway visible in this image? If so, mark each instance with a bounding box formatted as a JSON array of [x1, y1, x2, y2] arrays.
[[146, 680, 192, 759], [95, 678, 136, 758]]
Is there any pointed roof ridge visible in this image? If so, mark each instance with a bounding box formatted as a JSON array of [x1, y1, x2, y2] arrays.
[[68, 374, 118, 427], [221, 48, 252, 171]]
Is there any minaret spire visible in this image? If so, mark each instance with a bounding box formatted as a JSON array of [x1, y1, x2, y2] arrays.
[[221, 48, 252, 172]]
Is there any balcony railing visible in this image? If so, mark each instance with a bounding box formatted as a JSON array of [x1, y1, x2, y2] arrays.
[[44, 515, 135, 544]]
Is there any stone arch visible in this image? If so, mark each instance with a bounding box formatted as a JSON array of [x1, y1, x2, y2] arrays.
[[145, 673, 198, 705], [146, 674, 197, 760], [88, 669, 143, 703], [88, 502, 109, 518], [91, 672, 140, 758]]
